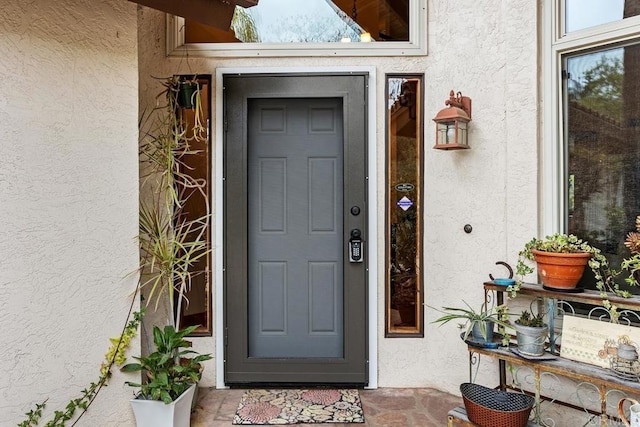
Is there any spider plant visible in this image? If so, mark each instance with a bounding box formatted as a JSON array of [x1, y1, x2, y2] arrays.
[[431, 301, 512, 342], [138, 76, 210, 329]]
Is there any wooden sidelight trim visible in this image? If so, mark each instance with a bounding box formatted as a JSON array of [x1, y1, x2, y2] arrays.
[[174, 74, 213, 336]]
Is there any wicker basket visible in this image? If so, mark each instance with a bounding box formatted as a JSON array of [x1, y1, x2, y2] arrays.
[[460, 383, 534, 427]]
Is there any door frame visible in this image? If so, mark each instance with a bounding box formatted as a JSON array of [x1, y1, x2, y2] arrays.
[[214, 67, 378, 389]]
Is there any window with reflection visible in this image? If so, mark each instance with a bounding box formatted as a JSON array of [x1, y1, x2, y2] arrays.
[[385, 75, 423, 337], [185, 0, 409, 44], [175, 75, 212, 335], [170, 0, 425, 56], [564, 43, 640, 292], [565, 0, 640, 33]]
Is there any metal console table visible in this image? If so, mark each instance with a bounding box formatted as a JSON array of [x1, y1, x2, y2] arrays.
[[450, 282, 640, 427]]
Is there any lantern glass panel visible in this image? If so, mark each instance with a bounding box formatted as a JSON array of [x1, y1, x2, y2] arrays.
[[437, 121, 456, 145], [458, 121, 468, 147]]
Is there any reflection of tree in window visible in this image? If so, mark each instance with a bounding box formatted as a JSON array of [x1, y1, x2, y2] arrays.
[[232, 8, 260, 42], [185, 0, 409, 43], [390, 146, 417, 323], [386, 76, 422, 334], [566, 42, 640, 291]]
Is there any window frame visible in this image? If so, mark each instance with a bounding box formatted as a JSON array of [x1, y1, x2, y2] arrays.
[[166, 0, 427, 57], [384, 73, 424, 338], [543, 0, 640, 235], [175, 74, 213, 337]]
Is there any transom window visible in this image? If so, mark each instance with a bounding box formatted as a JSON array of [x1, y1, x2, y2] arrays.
[[186, 0, 408, 44], [564, 0, 640, 33], [167, 0, 426, 57]]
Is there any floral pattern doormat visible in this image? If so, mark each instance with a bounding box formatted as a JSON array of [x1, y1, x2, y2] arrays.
[[232, 389, 365, 424]]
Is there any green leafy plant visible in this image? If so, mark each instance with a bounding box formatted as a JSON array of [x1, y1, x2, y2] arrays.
[[515, 310, 545, 328], [431, 301, 512, 341], [512, 233, 621, 302], [122, 324, 212, 404], [17, 401, 46, 427], [18, 309, 144, 427], [513, 305, 549, 357], [511, 232, 640, 322]]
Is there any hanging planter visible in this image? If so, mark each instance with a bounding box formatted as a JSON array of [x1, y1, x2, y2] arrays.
[[177, 81, 200, 109]]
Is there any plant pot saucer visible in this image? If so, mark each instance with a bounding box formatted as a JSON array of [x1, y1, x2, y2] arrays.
[[493, 278, 515, 286], [542, 285, 584, 293], [510, 347, 557, 361], [461, 333, 503, 349]]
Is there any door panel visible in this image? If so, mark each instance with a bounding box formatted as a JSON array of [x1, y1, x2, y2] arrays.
[[224, 74, 367, 384], [248, 98, 344, 359]]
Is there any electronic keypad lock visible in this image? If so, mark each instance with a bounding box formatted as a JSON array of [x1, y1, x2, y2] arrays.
[[349, 228, 363, 263]]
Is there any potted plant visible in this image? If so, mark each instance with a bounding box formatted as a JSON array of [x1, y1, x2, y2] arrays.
[[134, 75, 211, 426], [513, 309, 548, 357], [139, 75, 209, 328], [511, 233, 624, 296], [122, 324, 212, 427], [431, 301, 511, 343], [177, 80, 200, 110]]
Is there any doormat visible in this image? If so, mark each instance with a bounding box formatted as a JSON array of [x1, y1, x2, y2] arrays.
[[232, 389, 365, 425]]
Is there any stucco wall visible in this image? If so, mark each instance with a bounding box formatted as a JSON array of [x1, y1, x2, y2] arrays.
[[0, 0, 139, 425], [137, 0, 539, 394]]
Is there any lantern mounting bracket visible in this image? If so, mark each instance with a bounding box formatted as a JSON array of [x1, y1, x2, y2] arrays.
[[444, 90, 472, 120]]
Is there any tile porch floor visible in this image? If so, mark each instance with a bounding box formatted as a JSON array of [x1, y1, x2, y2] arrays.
[[191, 387, 463, 427]]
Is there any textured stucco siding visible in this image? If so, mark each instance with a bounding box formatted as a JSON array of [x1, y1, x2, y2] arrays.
[[0, 0, 139, 425], [137, 0, 539, 394]]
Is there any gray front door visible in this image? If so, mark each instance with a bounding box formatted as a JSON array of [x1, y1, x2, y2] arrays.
[[224, 74, 368, 384]]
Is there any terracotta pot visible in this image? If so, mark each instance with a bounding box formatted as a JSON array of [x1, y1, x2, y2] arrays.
[[532, 249, 591, 290]]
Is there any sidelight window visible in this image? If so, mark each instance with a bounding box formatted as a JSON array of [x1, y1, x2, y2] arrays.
[[175, 75, 213, 335], [385, 74, 423, 337]]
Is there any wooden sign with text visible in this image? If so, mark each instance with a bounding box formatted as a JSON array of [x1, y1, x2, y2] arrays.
[[560, 315, 640, 368]]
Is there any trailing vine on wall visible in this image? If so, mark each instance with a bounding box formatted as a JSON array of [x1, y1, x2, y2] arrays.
[[17, 305, 143, 427]]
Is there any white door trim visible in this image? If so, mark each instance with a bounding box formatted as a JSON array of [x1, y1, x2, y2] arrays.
[[214, 66, 378, 389]]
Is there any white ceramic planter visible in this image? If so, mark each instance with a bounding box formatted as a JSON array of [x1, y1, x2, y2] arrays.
[[130, 384, 196, 427]]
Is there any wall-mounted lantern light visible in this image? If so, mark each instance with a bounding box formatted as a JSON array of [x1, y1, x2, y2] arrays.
[[432, 90, 472, 150]]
